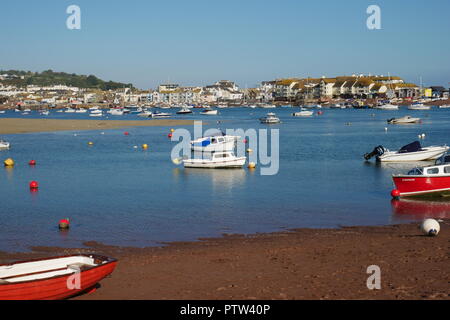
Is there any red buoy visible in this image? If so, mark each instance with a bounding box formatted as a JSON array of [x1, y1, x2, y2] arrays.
[[29, 160, 36, 166], [124, 131, 129, 136], [29, 181, 39, 189], [318, 111, 323, 115], [168, 133, 173, 138], [243, 139, 248, 143], [59, 218, 70, 229], [391, 189, 400, 198]]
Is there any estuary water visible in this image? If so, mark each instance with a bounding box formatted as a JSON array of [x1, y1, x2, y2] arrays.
[[1, 107, 450, 251]]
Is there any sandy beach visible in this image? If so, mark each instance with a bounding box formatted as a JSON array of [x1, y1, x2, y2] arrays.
[[0, 118, 194, 135], [1, 221, 448, 300]]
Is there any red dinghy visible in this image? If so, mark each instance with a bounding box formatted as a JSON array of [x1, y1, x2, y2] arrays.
[[0, 254, 117, 300], [392, 154, 450, 198]]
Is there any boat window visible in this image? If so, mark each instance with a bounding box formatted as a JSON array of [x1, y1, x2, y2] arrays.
[[408, 168, 422, 175], [444, 166, 450, 174], [426, 168, 440, 175]]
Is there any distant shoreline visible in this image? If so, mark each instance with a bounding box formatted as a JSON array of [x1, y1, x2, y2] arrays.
[[0, 118, 194, 134]]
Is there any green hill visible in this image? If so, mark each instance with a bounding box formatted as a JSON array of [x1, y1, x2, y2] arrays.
[[0, 70, 134, 90]]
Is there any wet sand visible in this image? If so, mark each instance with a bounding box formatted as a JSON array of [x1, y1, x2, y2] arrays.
[[0, 118, 194, 134], [1, 221, 448, 300]]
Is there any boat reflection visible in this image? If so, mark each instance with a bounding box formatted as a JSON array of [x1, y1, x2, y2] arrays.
[[173, 167, 247, 189], [391, 198, 450, 220]]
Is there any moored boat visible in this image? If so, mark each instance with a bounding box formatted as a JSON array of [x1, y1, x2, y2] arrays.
[[260, 112, 280, 124], [183, 151, 246, 169], [292, 108, 313, 117], [151, 111, 171, 118], [387, 115, 421, 124], [0, 139, 10, 149], [407, 103, 431, 110], [391, 154, 450, 198], [200, 108, 218, 115], [0, 254, 117, 300], [364, 141, 449, 162], [190, 132, 240, 152]]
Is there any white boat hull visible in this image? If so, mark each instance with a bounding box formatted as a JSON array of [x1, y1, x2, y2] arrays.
[[378, 146, 449, 162], [183, 157, 246, 168]]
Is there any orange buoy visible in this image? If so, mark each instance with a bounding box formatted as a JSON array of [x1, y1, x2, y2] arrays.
[[58, 218, 70, 229], [29, 181, 39, 189]]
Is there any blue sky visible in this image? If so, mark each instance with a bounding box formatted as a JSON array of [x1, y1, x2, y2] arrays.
[[1, 0, 449, 89]]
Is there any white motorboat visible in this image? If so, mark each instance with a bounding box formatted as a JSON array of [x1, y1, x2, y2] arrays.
[[89, 113, 103, 117], [200, 108, 218, 115], [0, 111, 5, 114], [151, 111, 171, 118], [408, 103, 431, 110], [260, 112, 280, 124], [376, 104, 399, 110], [0, 140, 10, 149], [137, 110, 152, 117], [439, 105, 450, 109], [260, 104, 276, 109], [176, 107, 193, 114], [90, 109, 102, 114], [40, 110, 50, 116], [65, 108, 76, 113], [183, 151, 246, 169], [364, 141, 449, 162], [110, 109, 124, 116], [387, 115, 421, 124], [292, 108, 314, 117], [190, 132, 240, 152], [75, 108, 87, 113]]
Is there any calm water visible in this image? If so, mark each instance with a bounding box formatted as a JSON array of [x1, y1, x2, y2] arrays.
[[1, 107, 450, 251]]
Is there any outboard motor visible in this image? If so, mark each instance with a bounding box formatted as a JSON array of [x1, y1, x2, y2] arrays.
[[364, 145, 386, 160]]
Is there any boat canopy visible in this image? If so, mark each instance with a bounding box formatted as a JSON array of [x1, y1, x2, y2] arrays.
[[399, 141, 422, 153]]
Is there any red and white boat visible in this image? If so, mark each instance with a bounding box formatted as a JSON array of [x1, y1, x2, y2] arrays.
[[0, 254, 117, 300], [391, 154, 450, 198]]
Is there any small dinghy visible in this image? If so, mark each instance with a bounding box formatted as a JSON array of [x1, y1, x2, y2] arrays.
[[183, 151, 246, 169], [0, 254, 117, 300], [364, 141, 449, 162]]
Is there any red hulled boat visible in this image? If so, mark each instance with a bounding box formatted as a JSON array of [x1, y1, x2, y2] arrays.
[[391, 154, 450, 198], [0, 254, 117, 300]]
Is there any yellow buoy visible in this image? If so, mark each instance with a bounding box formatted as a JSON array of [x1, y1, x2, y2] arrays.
[[248, 162, 256, 169], [142, 144, 148, 149], [170, 128, 175, 133], [3, 158, 14, 167], [88, 141, 94, 146]]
